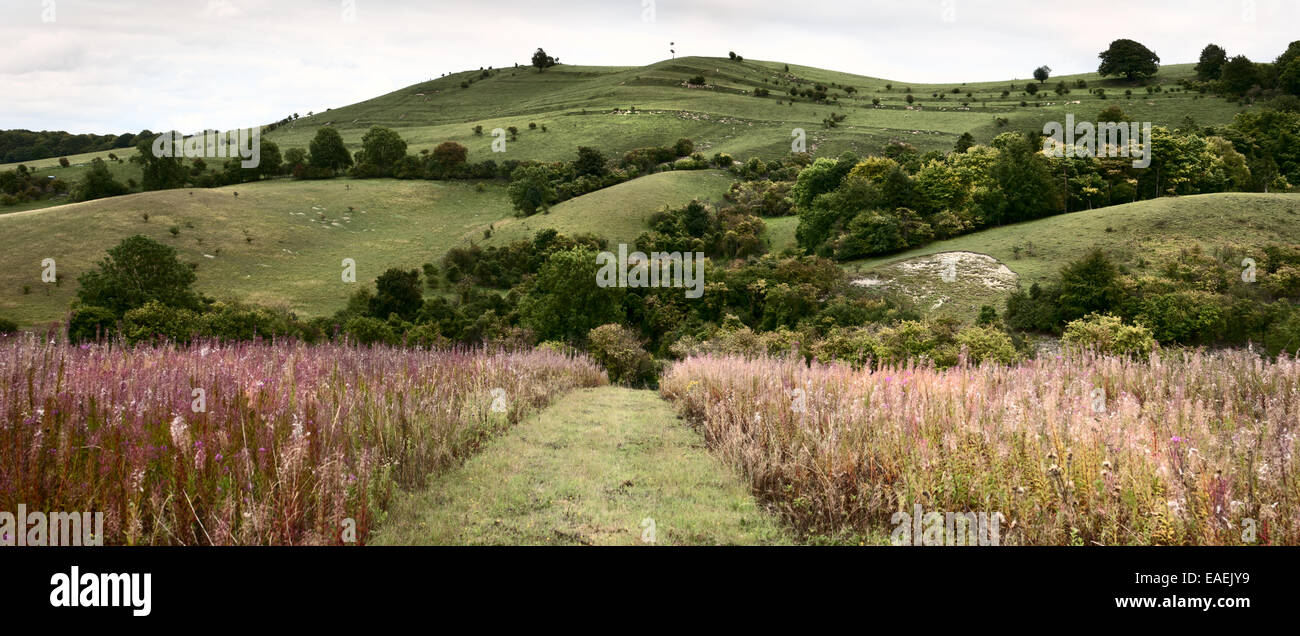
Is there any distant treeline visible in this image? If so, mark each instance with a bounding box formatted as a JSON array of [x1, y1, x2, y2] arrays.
[[0, 129, 146, 164]]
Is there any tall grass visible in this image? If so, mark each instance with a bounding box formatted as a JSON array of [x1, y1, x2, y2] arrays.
[[661, 351, 1299, 545], [0, 335, 606, 545]]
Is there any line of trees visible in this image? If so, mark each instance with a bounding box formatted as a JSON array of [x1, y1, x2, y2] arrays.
[[1191, 40, 1300, 101], [793, 105, 1298, 261], [0, 129, 142, 164]]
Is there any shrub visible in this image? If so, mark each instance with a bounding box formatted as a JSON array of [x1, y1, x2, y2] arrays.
[[1134, 290, 1224, 344], [200, 302, 291, 341], [810, 327, 882, 368], [506, 164, 556, 216], [76, 235, 201, 316], [1057, 249, 1122, 322], [359, 126, 407, 172], [1061, 313, 1157, 357], [1098, 105, 1131, 123], [431, 141, 469, 171], [1263, 309, 1300, 356], [404, 323, 449, 349], [954, 326, 1019, 365], [876, 320, 960, 367], [574, 146, 608, 177], [0, 317, 18, 334], [67, 305, 118, 342], [344, 316, 397, 346], [308, 127, 353, 171], [74, 158, 129, 202], [122, 301, 202, 344], [369, 268, 424, 321], [586, 324, 656, 386]]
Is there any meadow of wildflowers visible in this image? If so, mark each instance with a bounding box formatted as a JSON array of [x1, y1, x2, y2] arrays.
[[661, 351, 1299, 545], [0, 335, 605, 545]]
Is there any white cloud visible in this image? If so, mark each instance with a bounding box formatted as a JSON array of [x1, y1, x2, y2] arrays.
[[0, 31, 86, 74], [0, 0, 1296, 133], [198, 0, 243, 20]]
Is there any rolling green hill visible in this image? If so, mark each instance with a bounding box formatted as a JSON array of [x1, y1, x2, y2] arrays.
[[0, 179, 516, 325], [0, 170, 735, 326], [0, 56, 1276, 327], [845, 193, 1300, 321], [482, 169, 736, 249], [261, 57, 1249, 164]]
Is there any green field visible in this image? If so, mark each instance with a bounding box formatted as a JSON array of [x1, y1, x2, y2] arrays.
[[845, 193, 1300, 320]]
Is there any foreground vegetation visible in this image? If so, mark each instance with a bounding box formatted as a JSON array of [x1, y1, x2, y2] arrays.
[[0, 335, 605, 545], [374, 386, 789, 545], [661, 351, 1299, 545]]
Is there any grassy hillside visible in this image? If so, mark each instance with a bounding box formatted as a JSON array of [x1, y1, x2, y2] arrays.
[[0, 179, 517, 325], [846, 193, 1300, 320], [0, 150, 141, 215], [0, 56, 1272, 326], [483, 169, 735, 249], [0, 170, 738, 326], [262, 58, 1251, 163]]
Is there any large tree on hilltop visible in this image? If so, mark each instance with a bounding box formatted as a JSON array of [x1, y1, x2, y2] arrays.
[[1098, 39, 1160, 82]]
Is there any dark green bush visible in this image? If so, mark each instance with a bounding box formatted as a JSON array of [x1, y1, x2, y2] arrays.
[[122, 301, 202, 344], [587, 323, 657, 386], [344, 316, 397, 346], [67, 305, 118, 342]]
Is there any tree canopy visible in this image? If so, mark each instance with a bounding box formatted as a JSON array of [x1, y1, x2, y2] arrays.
[[531, 48, 556, 72], [308, 127, 353, 171], [360, 126, 407, 171], [1196, 44, 1228, 80], [1098, 39, 1160, 81], [76, 235, 201, 316]]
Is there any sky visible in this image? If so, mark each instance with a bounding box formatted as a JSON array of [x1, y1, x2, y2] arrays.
[[2, 0, 1297, 134]]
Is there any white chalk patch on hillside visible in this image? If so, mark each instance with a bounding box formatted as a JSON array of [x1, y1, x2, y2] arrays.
[[851, 251, 1019, 312]]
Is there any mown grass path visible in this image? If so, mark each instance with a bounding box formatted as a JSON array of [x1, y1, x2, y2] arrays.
[[372, 386, 790, 545]]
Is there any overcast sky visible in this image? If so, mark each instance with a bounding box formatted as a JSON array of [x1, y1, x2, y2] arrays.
[[2, 0, 1297, 134]]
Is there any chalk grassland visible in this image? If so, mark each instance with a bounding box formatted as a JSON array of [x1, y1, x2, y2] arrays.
[[844, 192, 1300, 321], [263, 58, 1244, 163], [661, 351, 1300, 545], [0, 178, 516, 326], [0, 170, 742, 327], [3, 57, 1246, 220], [0, 58, 1260, 322], [481, 169, 736, 249], [0, 335, 607, 545]]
